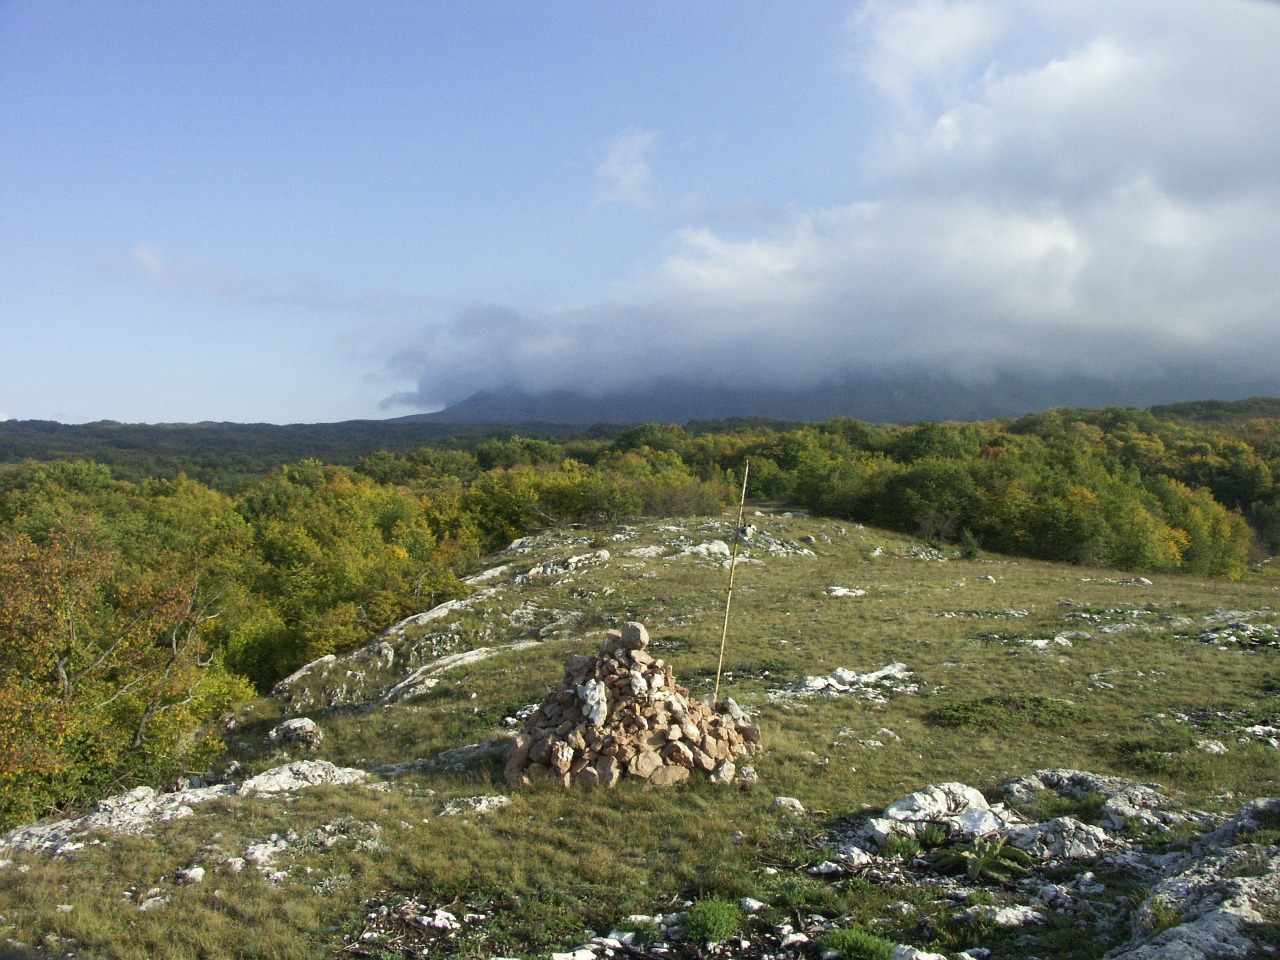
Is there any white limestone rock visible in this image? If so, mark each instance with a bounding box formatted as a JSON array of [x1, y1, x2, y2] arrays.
[[240, 760, 367, 796], [265, 717, 324, 750], [774, 797, 806, 815], [1006, 816, 1112, 860], [440, 795, 512, 817]]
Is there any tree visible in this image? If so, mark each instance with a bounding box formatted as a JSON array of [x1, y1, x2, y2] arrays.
[[0, 531, 250, 827]]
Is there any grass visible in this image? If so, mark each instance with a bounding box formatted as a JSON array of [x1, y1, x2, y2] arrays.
[[2, 512, 1279, 958], [927, 694, 1090, 732]]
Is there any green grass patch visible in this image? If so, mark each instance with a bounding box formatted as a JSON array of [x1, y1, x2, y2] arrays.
[[927, 695, 1088, 732]]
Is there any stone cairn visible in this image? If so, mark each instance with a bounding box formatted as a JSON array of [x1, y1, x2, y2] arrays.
[[505, 622, 761, 788]]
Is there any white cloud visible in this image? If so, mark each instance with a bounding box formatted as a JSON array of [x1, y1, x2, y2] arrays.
[[848, 0, 1004, 103], [384, 1, 1280, 409], [595, 129, 659, 207]]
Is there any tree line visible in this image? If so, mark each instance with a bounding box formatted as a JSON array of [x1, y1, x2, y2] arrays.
[[1, 403, 1277, 827]]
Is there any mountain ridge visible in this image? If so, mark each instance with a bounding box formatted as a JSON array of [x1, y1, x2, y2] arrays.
[[399, 371, 1280, 426]]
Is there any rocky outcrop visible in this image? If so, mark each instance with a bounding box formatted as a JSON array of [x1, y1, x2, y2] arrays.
[[1, 760, 369, 856], [505, 622, 760, 787]]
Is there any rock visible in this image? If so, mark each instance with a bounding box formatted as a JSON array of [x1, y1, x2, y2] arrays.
[[505, 622, 761, 788], [550, 740, 576, 774], [709, 761, 736, 784], [577, 679, 609, 727], [774, 797, 806, 815], [999, 768, 1197, 836], [620, 622, 650, 649], [266, 717, 324, 750], [241, 761, 367, 796], [990, 905, 1046, 927], [826, 586, 867, 598], [952, 806, 1003, 839], [894, 947, 950, 960], [1006, 816, 1111, 860], [440, 795, 512, 817], [885, 783, 990, 823], [175, 866, 205, 884], [648, 765, 690, 787]]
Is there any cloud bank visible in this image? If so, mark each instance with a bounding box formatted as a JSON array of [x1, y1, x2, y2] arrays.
[[385, 0, 1280, 412]]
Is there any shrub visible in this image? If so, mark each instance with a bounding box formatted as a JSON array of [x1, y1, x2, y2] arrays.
[[820, 926, 895, 960], [681, 898, 743, 944], [929, 835, 1034, 884]]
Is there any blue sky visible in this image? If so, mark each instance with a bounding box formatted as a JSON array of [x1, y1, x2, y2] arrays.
[[3, 1, 1279, 424]]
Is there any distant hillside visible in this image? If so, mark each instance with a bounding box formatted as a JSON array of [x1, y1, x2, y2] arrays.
[[407, 372, 1280, 426], [1150, 396, 1280, 424], [0, 418, 597, 489]]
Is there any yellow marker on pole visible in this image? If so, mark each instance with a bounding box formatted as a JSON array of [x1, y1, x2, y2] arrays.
[[713, 459, 750, 705]]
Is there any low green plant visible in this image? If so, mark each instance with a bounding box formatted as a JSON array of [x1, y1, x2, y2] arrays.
[[881, 832, 922, 859], [820, 925, 896, 960], [1142, 897, 1183, 934], [769, 875, 849, 917], [917, 821, 950, 849], [681, 898, 743, 944], [929, 835, 1035, 883]]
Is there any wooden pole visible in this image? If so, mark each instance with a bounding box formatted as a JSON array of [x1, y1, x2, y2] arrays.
[[713, 459, 750, 705]]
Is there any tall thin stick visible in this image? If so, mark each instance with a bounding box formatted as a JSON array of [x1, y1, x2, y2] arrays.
[[714, 459, 750, 705]]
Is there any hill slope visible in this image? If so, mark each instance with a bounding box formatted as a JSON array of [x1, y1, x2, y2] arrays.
[[2, 513, 1278, 958]]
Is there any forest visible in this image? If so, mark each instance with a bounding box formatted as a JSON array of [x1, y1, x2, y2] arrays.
[[2, 400, 1280, 829]]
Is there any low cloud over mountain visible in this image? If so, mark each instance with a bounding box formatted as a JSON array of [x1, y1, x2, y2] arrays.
[[381, 2, 1280, 418]]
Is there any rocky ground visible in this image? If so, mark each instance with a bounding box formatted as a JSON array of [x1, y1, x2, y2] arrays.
[[2, 515, 1278, 959]]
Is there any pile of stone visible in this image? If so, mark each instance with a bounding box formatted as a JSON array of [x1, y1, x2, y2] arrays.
[[505, 622, 760, 788]]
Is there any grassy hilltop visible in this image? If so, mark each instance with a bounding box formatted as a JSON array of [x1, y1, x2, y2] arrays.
[[2, 512, 1277, 959]]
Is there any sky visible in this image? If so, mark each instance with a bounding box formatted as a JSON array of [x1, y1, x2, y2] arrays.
[[2, 0, 1279, 424]]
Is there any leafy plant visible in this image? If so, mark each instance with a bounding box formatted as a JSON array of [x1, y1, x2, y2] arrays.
[[881, 832, 922, 859], [820, 925, 896, 960], [917, 821, 950, 849], [929, 835, 1035, 883], [681, 898, 743, 944]]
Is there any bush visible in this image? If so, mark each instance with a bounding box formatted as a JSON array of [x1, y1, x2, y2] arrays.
[[820, 926, 895, 960], [681, 898, 743, 944]]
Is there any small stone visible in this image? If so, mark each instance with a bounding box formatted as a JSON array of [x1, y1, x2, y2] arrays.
[[774, 796, 805, 814]]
